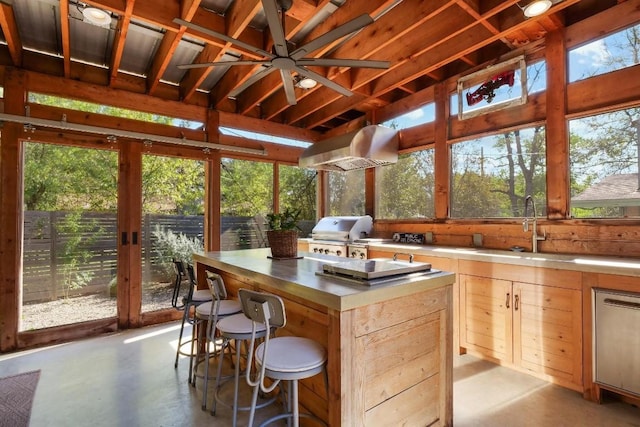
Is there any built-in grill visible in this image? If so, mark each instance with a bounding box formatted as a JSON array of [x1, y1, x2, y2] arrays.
[[308, 215, 373, 258]]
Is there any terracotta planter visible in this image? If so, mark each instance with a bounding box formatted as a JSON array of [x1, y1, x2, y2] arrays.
[[266, 230, 298, 259]]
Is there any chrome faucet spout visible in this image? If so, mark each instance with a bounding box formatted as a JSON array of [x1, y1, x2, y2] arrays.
[[523, 195, 544, 253]]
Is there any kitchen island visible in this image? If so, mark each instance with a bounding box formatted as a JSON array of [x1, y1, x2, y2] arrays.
[[193, 248, 456, 426]]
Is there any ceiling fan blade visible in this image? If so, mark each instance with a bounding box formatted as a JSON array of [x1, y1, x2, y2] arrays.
[[261, 0, 289, 57], [294, 66, 352, 97], [280, 69, 297, 106], [173, 18, 274, 59], [297, 58, 390, 69], [229, 65, 278, 98], [177, 60, 271, 70], [290, 14, 374, 60]]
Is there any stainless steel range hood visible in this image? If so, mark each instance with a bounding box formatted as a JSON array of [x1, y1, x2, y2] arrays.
[[299, 125, 399, 171]]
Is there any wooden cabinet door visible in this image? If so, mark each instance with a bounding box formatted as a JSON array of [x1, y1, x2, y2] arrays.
[[460, 274, 513, 363], [512, 282, 583, 390]]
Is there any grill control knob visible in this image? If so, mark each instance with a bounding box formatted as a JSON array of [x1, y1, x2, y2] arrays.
[[324, 249, 329, 254], [351, 251, 357, 258], [359, 253, 366, 259], [336, 250, 342, 256], [313, 248, 319, 253]]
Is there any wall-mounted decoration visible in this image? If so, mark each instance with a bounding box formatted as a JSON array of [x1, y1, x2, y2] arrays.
[[457, 56, 527, 120]]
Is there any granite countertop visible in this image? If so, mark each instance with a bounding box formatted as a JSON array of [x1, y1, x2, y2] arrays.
[[365, 242, 640, 278], [193, 249, 455, 311]]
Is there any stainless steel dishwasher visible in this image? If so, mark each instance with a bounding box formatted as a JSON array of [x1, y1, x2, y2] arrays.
[[593, 289, 640, 397]]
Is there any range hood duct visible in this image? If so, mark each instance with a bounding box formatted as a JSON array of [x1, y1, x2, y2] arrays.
[[299, 125, 399, 171]]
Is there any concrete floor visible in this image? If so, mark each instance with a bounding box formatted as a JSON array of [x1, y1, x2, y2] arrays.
[[0, 322, 638, 426]]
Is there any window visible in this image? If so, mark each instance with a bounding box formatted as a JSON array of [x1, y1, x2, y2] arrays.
[[450, 127, 547, 218], [219, 127, 312, 148], [569, 24, 640, 82], [28, 92, 203, 129], [375, 150, 435, 219], [327, 170, 365, 216], [220, 159, 273, 250], [380, 103, 435, 130], [569, 107, 640, 218], [279, 165, 317, 236], [451, 61, 546, 116]]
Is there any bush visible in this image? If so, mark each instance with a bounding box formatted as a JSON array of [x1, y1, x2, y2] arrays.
[[152, 225, 203, 278]]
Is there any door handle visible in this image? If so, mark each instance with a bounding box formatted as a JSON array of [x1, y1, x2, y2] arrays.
[[132, 231, 138, 245], [506, 293, 510, 309], [514, 294, 519, 311], [121, 231, 128, 245]]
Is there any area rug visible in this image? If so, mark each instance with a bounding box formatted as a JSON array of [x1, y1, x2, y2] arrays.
[[0, 370, 40, 427]]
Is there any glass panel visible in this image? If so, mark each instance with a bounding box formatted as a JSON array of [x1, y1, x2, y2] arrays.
[[141, 154, 204, 314], [381, 103, 435, 130], [278, 165, 317, 237], [21, 142, 118, 331], [569, 107, 640, 218], [569, 24, 640, 83], [327, 170, 365, 216], [220, 158, 274, 250], [375, 150, 435, 219], [450, 127, 547, 218]]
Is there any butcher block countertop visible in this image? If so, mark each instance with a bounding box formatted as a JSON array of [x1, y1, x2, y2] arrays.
[[193, 248, 455, 311]]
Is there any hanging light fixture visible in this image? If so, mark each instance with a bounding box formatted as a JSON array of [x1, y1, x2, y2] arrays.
[[295, 76, 318, 89], [519, 0, 552, 18], [81, 6, 111, 27]]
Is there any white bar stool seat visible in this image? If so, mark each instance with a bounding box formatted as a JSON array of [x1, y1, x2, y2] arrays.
[[212, 312, 272, 426], [240, 289, 328, 427]]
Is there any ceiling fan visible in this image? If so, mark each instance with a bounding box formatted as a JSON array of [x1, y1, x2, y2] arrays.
[[174, 0, 390, 105]]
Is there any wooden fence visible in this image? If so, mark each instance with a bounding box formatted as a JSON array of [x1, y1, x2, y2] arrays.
[[23, 211, 314, 304]]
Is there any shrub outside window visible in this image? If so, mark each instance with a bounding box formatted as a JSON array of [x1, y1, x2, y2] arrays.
[[327, 170, 365, 216], [375, 150, 435, 219]]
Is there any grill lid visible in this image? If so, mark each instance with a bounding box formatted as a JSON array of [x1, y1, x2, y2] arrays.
[[322, 258, 432, 280], [311, 215, 373, 242]]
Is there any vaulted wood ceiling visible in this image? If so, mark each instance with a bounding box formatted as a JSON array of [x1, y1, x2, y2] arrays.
[[0, 0, 620, 132]]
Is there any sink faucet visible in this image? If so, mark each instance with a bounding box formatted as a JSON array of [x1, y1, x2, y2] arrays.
[[523, 195, 546, 253]]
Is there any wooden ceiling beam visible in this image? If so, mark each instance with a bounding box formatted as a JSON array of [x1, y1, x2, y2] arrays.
[[110, 0, 136, 85], [0, 2, 22, 67], [292, 0, 580, 128], [181, 0, 262, 102], [241, 0, 394, 117], [214, 0, 331, 112], [59, 0, 71, 77], [261, 0, 453, 122], [146, 0, 202, 95]]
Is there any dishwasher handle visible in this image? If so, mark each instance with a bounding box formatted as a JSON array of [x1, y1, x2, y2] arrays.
[[604, 298, 640, 310]]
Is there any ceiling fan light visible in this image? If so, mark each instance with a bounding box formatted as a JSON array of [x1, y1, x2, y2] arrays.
[[522, 0, 552, 18], [297, 77, 317, 89], [82, 7, 111, 27]]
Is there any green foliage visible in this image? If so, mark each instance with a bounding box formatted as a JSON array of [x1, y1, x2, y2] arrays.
[[279, 165, 317, 221], [142, 156, 205, 215], [152, 225, 203, 277], [376, 151, 435, 219], [56, 211, 101, 299], [266, 208, 301, 231], [23, 143, 118, 211], [221, 158, 274, 216]]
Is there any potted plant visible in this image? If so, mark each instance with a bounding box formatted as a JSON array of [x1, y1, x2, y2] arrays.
[[266, 208, 301, 259]]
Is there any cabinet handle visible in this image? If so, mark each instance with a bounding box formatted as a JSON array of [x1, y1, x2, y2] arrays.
[[515, 294, 519, 311], [506, 293, 510, 309]]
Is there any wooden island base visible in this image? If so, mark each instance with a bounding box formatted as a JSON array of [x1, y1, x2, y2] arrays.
[[194, 249, 454, 426]]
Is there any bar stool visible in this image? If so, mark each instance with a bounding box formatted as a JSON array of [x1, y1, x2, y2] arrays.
[[173, 262, 212, 382], [239, 289, 328, 427], [193, 273, 242, 409], [212, 311, 272, 426]]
